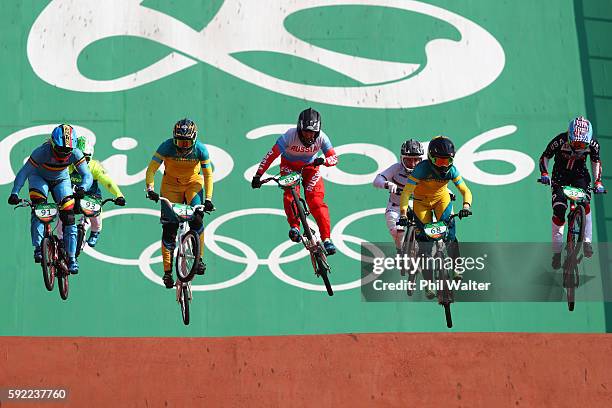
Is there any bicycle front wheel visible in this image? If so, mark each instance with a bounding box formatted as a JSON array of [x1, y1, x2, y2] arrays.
[[567, 205, 586, 250], [401, 226, 418, 295], [176, 230, 199, 283], [76, 224, 85, 258], [41, 236, 55, 291], [314, 248, 333, 296], [58, 270, 69, 300], [179, 284, 190, 325]]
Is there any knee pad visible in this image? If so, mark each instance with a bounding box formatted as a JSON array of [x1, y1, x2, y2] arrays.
[[552, 215, 565, 226], [584, 203, 591, 215], [189, 211, 204, 234], [552, 205, 566, 223], [162, 223, 179, 250], [59, 209, 75, 226], [29, 189, 47, 204]]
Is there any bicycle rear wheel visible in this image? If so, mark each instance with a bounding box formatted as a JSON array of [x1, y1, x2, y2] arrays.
[[178, 284, 190, 325], [41, 236, 55, 291], [176, 230, 199, 283]]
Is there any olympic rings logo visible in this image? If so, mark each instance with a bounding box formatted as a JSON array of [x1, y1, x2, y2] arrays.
[[83, 207, 387, 292]]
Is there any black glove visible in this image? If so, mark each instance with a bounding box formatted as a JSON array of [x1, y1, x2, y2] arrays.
[[204, 199, 215, 212], [312, 157, 325, 167], [8, 194, 19, 205], [147, 190, 159, 203], [458, 208, 472, 219], [251, 175, 262, 189], [73, 186, 86, 199], [397, 216, 409, 227], [115, 196, 126, 206]]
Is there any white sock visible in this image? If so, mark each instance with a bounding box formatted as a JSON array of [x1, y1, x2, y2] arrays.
[[552, 221, 564, 253], [584, 211, 592, 243]]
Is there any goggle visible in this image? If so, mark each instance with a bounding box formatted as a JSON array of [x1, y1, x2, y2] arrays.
[[430, 156, 453, 168], [53, 145, 73, 156], [174, 138, 195, 149], [570, 140, 588, 150], [402, 156, 422, 167]]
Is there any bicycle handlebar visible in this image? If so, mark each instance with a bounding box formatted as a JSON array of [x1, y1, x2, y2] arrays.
[[536, 178, 607, 193], [157, 196, 214, 214], [259, 162, 322, 186]]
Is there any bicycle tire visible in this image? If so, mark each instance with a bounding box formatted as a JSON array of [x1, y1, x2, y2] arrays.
[[179, 285, 190, 325], [294, 192, 314, 242], [76, 224, 85, 258], [41, 236, 55, 291], [176, 230, 199, 283], [58, 270, 69, 300], [567, 205, 586, 249], [402, 226, 418, 295], [433, 249, 454, 328], [315, 250, 333, 296]]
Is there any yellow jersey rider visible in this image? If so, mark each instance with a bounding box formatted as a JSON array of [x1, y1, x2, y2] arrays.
[[145, 119, 214, 289], [398, 136, 472, 275]]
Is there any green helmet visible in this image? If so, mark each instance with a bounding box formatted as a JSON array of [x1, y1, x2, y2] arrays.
[[76, 135, 94, 158]]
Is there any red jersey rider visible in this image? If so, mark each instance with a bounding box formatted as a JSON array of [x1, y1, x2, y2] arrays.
[[251, 108, 338, 255]]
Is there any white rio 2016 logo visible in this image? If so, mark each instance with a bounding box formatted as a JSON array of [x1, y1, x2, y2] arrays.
[[27, 0, 505, 108], [0, 123, 534, 187]]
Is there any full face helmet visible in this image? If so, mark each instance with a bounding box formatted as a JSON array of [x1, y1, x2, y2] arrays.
[[76, 135, 94, 162], [50, 124, 77, 162], [173, 118, 198, 154], [297, 108, 321, 147], [567, 116, 593, 151], [400, 139, 424, 171], [427, 136, 455, 177]]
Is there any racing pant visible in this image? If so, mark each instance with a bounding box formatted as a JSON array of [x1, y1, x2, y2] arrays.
[[550, 173, 592, 253], [28, 175, 77, 259], [412, 192, 460, 277], [159, 175, 206, 272], [281, 159, 331, 241]]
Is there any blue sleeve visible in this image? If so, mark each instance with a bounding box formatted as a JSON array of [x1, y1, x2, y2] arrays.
[[276, 136, 287, 154], [197, 142, 210, 161], [449, 165, 464, 185], [11, 160, 35, 195], [320, 134, 332, 153]]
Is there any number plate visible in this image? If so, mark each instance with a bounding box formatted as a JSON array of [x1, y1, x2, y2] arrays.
[[172, 204, 194, 220], [80, 196, 102, 216], [34, 203, 58, 222], [563, 186, 586, 201], [423, 221, 447, 239], [278, 172, 302, 188]]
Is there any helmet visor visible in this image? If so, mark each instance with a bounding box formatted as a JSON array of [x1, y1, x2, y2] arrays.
[[402, 156, 422, 170], [53, 145, 72, 157], [174, 138, 195, 149], [430, 156, 453, 168]]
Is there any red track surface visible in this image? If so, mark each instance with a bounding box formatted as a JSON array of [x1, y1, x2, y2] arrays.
[[1, 333, 611, 407]]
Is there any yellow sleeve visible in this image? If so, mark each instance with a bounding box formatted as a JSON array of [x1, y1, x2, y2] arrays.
[[145, 157, 162, 190], [202, 166, 213, 199], [399, 176, 418, 214], [91, 160, 123, 197], [456, 179, 472, 207]]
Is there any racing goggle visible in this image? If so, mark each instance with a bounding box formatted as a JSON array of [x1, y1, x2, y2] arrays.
[[53, 145, 73, 157], [570, 140, 588, 150], [430, 155, 453, 168], [174, 137, 195, 149]]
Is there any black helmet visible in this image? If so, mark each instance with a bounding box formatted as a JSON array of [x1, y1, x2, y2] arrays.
[[427, 136, 455, 176], [297, 108, 321, 147], [400, 139, 424, 171], [173, 118, 197, 153]]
